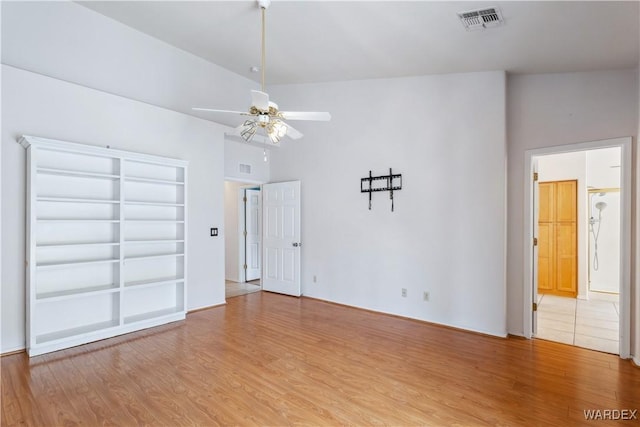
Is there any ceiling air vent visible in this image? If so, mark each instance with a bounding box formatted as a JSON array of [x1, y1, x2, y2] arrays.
[[457, 7, 504, 30], [239, 163, 251, 174]]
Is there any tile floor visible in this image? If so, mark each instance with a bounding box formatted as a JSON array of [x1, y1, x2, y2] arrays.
[[225, 280, 261, 299], [536, 293, 619, 354]]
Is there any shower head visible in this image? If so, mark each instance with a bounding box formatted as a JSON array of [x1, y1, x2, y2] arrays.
[[595, 201, 607, 211]]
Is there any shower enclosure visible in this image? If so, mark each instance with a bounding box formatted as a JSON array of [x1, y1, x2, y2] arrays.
[[588, 189, 620, 294]]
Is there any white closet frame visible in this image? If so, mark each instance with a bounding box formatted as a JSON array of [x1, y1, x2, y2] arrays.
[[20, 135, 188, 356]]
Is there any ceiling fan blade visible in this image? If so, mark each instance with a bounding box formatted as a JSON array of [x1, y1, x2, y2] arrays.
[[228, 122, 247, 136], [285, 123, 304, 140], [251, 90, 270, 111], [279, 111, 331, 121], [192, 108, 249, 115]]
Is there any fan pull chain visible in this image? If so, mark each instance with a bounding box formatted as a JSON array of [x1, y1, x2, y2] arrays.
[[263, 139, 268, 162]]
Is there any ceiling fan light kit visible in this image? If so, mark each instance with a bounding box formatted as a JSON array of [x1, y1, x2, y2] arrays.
[[192, 0, 330, 148]]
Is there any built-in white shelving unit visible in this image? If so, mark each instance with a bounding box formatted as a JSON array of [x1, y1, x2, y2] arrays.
[[20, 135, 188, 357]]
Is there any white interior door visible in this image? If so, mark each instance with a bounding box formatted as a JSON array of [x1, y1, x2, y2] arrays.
[[262, 181, 301, 296], [245, 189, 261, 281], [532, 158, 539, 336]]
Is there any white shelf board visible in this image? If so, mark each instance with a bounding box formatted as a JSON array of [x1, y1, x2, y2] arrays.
[[125, 219, 184, 223], [37, 258, 120, 270], [124, 239, 184, 245], [124, 307, 182, 325], [36, 319, 120, 344], [37, 167, 120, 180], [124, 253, 184, 262], [36, 284, 119, 302], [37, 241, 120, 249], [37, 196, 120, 204], [124, 276, 184, 290], [125, 176, 184, 186], [124, 200, 184, 207], [37, 219, 120, 223]]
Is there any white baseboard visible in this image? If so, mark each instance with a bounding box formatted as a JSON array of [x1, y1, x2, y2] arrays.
[[188, 301, 226, 314], [1, 345, 26, 356]]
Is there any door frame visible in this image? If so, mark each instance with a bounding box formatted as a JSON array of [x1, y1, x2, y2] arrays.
[[531, 158, 539, 336], [523, 137, 632, 359], [224, 177, 266, 285], [238, 185, 262, 280], [237, 185, 262, 283]]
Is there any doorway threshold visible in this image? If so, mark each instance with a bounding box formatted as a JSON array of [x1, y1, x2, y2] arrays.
[[225, 280, 262, 299]]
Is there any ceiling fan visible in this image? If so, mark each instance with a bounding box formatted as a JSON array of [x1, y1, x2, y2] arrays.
[[193, 0, 331, 144]]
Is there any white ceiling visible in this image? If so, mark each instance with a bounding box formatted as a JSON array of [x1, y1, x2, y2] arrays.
[[78, 1, 639, 85]]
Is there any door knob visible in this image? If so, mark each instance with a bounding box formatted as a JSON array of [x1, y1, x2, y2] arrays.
[[292, 242, 302, 247]]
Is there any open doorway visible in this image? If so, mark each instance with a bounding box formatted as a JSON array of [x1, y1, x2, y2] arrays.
[[535, 148, 621, 354], [524, 137, 632, 359], [224, 180, 262, 298]]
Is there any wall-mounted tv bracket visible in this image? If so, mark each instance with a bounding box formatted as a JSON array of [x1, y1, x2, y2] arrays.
[[360, 168, 402, 211]]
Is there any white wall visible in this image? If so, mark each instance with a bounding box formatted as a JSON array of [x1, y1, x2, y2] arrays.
[[586, 148, 622, 294], [587, 147, 622, 188], [269, 71, 507, 337], [224, 139, 270, 183], [1, 65, 228, 352], [507, 69, 638, 352], [537, 152, 588, 299], [1, 1, 257, 124]]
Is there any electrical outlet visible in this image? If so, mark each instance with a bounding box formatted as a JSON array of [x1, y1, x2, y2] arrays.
[[401, 288, 407, 297], [423, 291, 430, 301], [313, 275, 317, 283]]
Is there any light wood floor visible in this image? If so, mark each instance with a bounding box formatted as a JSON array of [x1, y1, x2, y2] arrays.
[[2, 292, 638, 426]]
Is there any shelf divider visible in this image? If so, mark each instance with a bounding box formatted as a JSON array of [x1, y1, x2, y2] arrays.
[[37, 219, 120, 223], [36, 258, 119, 270], [37, 167, 120, 180], [37, 241, 119, 249], [37, 196, 120, 204], [124, 307, 182, 325], [125, 176, 184, 186], [36, 284, 119, 302], [124, 200, 184, 207], [124, 276, 185, 289], [124, 239, 184, 245], [36, 319, 120, 344], [124, 253, 184, 262]]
